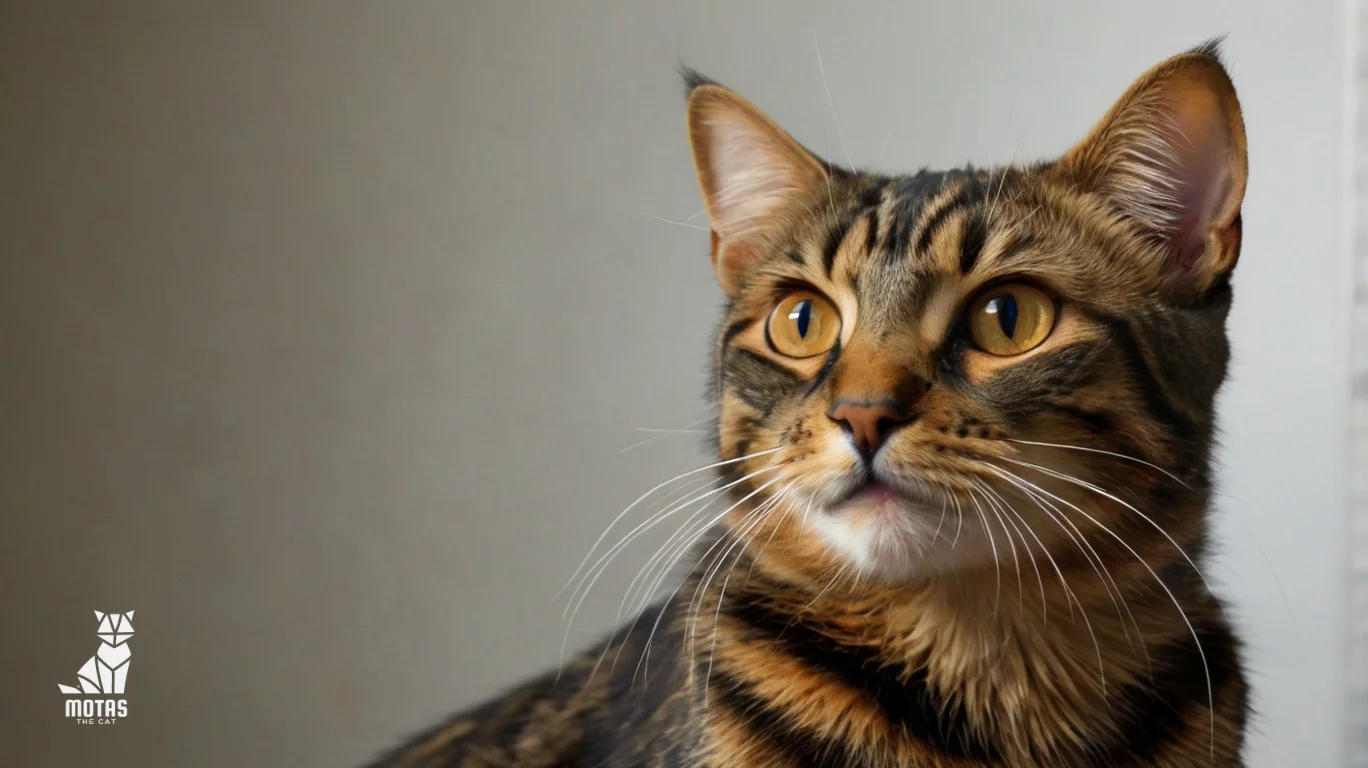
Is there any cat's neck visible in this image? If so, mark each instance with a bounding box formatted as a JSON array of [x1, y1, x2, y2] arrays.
[[685, 529, 1234, 764]]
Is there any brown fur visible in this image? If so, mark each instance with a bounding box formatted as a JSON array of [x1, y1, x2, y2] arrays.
[[365, 42, 1250, 767]]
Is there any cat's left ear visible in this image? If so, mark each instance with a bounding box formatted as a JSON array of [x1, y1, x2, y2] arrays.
[[1057, 42, 1247, 294]]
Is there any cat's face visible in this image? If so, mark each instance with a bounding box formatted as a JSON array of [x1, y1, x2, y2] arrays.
[[686, 46, 1246, 585]]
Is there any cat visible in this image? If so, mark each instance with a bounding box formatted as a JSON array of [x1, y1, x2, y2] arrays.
[[59, 610, 135, 696], [365, 40, 1249, 767]]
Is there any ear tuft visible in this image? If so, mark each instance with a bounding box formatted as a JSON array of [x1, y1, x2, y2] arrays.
[[1189, 36, 1226, 63], [678, 65, 720, 100]]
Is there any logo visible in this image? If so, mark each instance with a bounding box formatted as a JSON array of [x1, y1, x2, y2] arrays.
[[59, 610, 134, 724]]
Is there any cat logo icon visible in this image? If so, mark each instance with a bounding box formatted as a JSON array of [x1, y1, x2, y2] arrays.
[[59, 610, 133, 724]]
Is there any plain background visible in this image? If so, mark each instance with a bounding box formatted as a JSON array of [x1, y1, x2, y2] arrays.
[[0, 2, 1350, 766]]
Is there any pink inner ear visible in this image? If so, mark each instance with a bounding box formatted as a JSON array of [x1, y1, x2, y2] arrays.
[[1153, 91, 1234, 275]]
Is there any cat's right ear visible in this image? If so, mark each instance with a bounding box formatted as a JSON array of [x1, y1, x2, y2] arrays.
[[684, 70, 829, 296]]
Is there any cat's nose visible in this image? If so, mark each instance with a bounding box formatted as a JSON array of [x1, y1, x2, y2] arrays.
[[828, 400, 912, 458]]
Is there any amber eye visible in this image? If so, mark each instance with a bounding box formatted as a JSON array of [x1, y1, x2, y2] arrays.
[[767, 291, 841, 358], [967, 284, 1056, 356]]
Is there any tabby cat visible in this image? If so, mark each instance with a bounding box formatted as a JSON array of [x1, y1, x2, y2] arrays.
[[366, 41, 1250, 767]]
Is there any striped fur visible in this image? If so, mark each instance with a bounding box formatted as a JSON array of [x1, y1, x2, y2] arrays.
[[365, 42, 1250, 767]]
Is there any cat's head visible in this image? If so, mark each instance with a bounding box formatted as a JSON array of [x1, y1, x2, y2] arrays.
[[94, 610, 135, 645], [686, 43, 1245, 585]]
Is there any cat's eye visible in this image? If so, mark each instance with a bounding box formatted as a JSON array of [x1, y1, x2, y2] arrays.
[[966, 284, 1056, 356], [767, 291, 841, 358]]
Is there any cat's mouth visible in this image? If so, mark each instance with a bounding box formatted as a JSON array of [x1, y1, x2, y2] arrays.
[[829, 475, 942, 517]]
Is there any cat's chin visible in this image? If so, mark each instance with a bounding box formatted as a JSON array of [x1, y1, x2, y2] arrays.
[[806, 475, 970, 583]]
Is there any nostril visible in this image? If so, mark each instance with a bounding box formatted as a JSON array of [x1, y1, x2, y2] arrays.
[[828, 401, 914, 458]]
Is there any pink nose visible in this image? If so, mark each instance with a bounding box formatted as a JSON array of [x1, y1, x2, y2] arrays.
[[828, 401, 910, 457]]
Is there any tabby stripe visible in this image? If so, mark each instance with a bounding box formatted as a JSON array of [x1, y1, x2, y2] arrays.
[[720, 318, 752, 350], [1096, 315, 1195, 444], [881, 171, 953, 264], [805, 339, 842, 398], [711, 670, 854, 768], [859, 181, 886, 258], [862, 210, 879, 259], [1095, 608, 1239, 764], [958, 211, 990, 274], [881, 188, 926, 263], [914, 188, 974, 257], [857, 179, 887, 211], [989, 230, 1035, 267], [725, 348, 803, 414], [821, 220, 851, 277], [724, 597, 996, 761], [1045, 403, 1115, 434]]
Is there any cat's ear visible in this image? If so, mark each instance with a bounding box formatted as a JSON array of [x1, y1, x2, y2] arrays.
[[1057, 42, 1247, 293], [684, 70, 830, 295]]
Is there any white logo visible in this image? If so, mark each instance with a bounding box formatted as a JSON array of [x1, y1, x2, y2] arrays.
[[59, 610, 134, 724]]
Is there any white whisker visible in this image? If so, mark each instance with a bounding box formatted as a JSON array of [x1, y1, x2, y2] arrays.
[[984, 462, 1212, 756], [555, 447, 783, 603], [813, 35, 852, 169], [1003, 457, 1212, 593], [970, 484, 1020, 616], [967, 491, 1002, 615], [1005, 438, 1189, 488], [636, 210, 710, 230]]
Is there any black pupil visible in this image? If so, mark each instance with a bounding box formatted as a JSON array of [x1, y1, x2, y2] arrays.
[[792, 300, 813, 338], [992, 295, 1019, 338]]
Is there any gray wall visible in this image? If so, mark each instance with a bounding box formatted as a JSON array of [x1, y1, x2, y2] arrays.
[[0, 2, 1348, 766]]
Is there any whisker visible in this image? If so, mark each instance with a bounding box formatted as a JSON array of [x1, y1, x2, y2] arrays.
[[703, 489, 791, 709], [987, 467, 1147, 661], [970, 483, 1021, 617], [631, 476, 783, 685], [615, 477, 727, 624], [636, 210, 710, 230], [986, 82, 1027, 222], [1005, 438, 1189, 488], [561, 466, 783, 677], [1003, 457, 1212, 593], [976, 469, 1106, 692], [744, 485, 801, 584], [555, 447, 783, 603], [967, 491, 1002, 616], [1015, 438, 1299, 640], [564, 464, 779, 623], [932, 494, 948, 544], [689, 492, 782, 642], [951, 493, 965, 548], [631, 476, 786, 620], [682, 478, 785, 653], [813, 35, 853, 169], [631, 427, 708, 434], [618, 422, 710, 454], [984, 463, 1212, 755], [976, 479, 1057, 623], [628, 501, 725, 620]]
